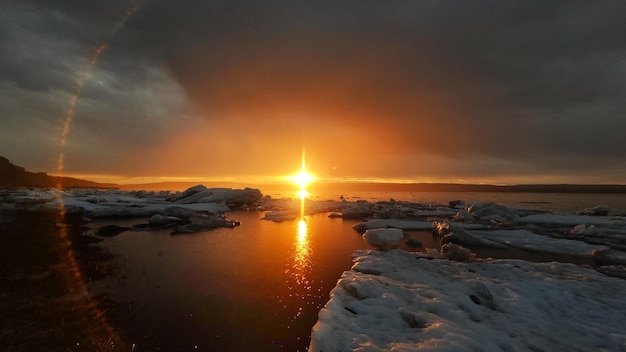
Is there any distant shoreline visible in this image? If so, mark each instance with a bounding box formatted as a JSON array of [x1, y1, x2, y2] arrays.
[[117, 181, 626, 194]]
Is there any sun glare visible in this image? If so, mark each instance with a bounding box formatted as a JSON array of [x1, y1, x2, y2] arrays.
[[294, 170, 314, 189], [291, 150, 315, 200]]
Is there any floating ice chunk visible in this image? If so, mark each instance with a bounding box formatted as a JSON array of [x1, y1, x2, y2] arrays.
[[148, 214, 183, 226], [467, 202, 520, 221], [171, 186, 262, 206], [363, 228, 404, 250], [341, 203, 374, 219], [452, 209, 474, 222], [433, 222, 505, 248], [261, 210, 297, 222], [353, 219, 433, 232], [471, 229, 609, 257], [166, 184, 207, 202], [310, 249, 626, 351], [577, 205, 610, 216], [412, 208, 458, 217]]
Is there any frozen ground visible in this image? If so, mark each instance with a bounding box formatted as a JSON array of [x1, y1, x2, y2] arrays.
[[310, 249, 626, 352], [312, 200, 626, 351]]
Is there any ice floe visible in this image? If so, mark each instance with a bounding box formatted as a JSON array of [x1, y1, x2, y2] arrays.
[[362, 228, 405, 250], [353, 219, 434, 232], [471, 229, 610, 257], [310, 249, 626, 352], [312, 199, 626, 350], [0, 186, 257, 234]]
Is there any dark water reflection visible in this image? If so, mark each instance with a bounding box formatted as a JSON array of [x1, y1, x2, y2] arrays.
[[101, 211, 372, 351]]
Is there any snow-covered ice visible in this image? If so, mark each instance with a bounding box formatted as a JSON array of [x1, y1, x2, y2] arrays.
[[1, 188, 243, 216], [362, 228, 405, 250], [517, 213, 620, 227], [310, 249, 626, 352], [353, 219, 434, 232], [471, 229, 610, 257], [312, 200, 626, 351]]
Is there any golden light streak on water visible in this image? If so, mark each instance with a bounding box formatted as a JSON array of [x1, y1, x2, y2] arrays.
[[293, 215, 311, 290], [296, 218, 309, 262]]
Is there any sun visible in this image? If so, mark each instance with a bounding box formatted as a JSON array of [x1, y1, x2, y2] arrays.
[[293, 169, 314, 189], [290, 150, 315, 199]]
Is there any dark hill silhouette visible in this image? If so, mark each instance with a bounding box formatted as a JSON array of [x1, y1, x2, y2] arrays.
[[0, 156, 117, 189]]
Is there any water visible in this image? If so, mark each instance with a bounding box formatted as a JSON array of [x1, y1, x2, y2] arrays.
[[266, 189, 626, 214], [99, 211, 370, 351], [94, 191, 626, 350]]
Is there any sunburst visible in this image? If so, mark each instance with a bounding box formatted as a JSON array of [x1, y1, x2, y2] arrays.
[[290, 150, 315, 200]]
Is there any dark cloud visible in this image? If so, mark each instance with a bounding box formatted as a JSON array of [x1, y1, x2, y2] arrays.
[[1, 0, 625, 182]]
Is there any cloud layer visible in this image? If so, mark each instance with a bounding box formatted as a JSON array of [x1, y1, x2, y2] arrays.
[[2, 1, 625, 183]]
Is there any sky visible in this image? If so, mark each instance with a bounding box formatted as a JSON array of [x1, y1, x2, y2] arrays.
[[1, 0, 625, 185]]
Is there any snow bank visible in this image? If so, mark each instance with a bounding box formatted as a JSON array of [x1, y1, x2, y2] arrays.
[[310, 249, 626, 351]]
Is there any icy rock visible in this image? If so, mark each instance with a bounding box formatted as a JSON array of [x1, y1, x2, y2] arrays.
[[261, 210, 297, 222], [170, 186, 263, 206], [341, 203, 373, 219], [452, 209, 474, 222], [353, 219, 433, 233], [577, 205, 610, 216], [441, 243, 475, 262], [166, 184, 207, 202], [161, 206, 199, 219], [148, 214, 183, 226], [433, 222, 505, 248], [310, 249, 626, 352], [468, 202, 520, 222], [88, 206, 151, 218], [449, 200, 465, 208], [171, 214, 238, 234], [412, 208, 458, 217], [363, 228, 404, 250]]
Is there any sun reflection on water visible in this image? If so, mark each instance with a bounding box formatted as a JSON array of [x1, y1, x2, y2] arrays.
[[282, 149, 319, 326], [294, 218, 310, 284]]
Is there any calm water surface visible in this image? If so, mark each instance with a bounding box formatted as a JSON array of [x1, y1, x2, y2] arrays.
[[100, 211, 403, 351]]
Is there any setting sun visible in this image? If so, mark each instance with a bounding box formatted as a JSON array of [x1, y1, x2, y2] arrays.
[[293, 170, 314, 189], [290, 150, 315, 200]]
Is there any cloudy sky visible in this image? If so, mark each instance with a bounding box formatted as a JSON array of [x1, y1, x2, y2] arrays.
[[1, 0, 625, 184]]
